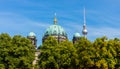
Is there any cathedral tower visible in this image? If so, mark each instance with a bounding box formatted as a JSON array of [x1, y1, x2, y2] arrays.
[[27, 32, 37, 48], [72, 32, 81, 44]]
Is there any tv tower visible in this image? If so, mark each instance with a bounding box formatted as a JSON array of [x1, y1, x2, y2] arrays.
[[82, 8, 88, 38]]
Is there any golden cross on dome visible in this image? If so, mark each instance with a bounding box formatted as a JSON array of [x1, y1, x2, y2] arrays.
[[54, 13, 57, 24]]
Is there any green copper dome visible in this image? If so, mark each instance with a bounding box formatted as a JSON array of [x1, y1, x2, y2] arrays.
[[29, 32, 36, 37], [43, 13, 67, 41], [44, 25, 67, 36], [73, 32, 81, 37]]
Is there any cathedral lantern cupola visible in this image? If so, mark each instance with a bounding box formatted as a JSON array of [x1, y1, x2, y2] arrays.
[[54, 13, 57, 24], [42, 13, 68, 43], [73, 32, 81, 44], [82, 8, 88, 38], [27, 32, 37, 48]]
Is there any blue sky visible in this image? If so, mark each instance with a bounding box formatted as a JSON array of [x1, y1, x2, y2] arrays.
[[0, 0, 120, 46]]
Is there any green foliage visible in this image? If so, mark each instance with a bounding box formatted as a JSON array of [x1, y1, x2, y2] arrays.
[[1, 33, 120, 69], [57, 40, 78, 69], [74, 37, 94, 68], [0, 33, 35, 69], [39, 36, 58, 69], [92, 37, 116, 69], [39, 36, 120, 69], [39, 36, 78, 69]]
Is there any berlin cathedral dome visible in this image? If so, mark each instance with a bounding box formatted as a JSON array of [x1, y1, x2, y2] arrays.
[[44, 25, 67, 37], [42, 14, 68, 43]]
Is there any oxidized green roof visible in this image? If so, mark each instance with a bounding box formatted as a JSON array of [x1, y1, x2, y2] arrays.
[[29, 32, 36, 37], [73, 32, 80, 37], [43, 14, 67, 37], [44, 25, 67, 36]]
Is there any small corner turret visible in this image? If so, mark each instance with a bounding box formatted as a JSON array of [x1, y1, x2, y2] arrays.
[[27, 32, 37, 48]]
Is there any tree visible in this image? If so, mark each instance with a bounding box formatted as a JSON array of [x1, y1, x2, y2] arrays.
[[74, 36, 117, 69], [11, 35, 35, 69], [0, 33, 35, 69], [92, 36, 116, 69], [74, 37, 94, 69], [57, 40, 78, 69], [111, 38, 120, 68], [39, 36, 58, 69], [0, 33, 12, 69], [39, 36, 78, 69], [38, 36, 120, 69]]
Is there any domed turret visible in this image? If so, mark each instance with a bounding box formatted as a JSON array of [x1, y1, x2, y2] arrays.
[[29, 32, 36, 37], [42, 14, 67, 43], [73, 32, 81, 38], [73, 32, 81, 44], [27, 32, 37, 48]]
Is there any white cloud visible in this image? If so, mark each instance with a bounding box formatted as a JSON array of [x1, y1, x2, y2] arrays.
[[88, 27, 120, 38], [0, 12, 50, 28]]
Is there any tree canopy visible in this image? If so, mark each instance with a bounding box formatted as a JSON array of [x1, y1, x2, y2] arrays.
[[1, 33, 120, 69], [39, 36, 78, 69], [0, 33, 35, 69], [39, 36, 120, 69]]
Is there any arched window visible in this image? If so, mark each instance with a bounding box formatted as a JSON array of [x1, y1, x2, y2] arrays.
[[46, 31, 48, 35], [62, 32, 65, 35], [53, 30, 57, 35]]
